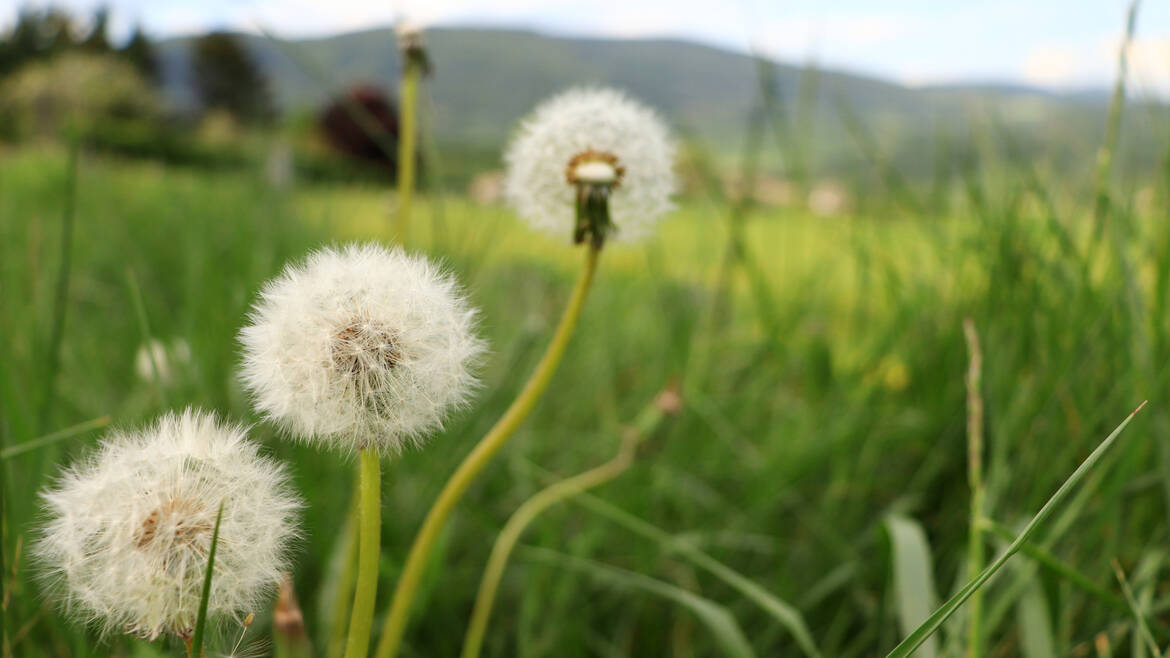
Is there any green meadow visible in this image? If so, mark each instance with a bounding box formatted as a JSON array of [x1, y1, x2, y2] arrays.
[[3, 129, 1170, 658]]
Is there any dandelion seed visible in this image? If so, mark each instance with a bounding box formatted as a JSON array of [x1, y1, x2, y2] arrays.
[[238, 243, 483, 454], [504, 87, 677, 243], [35, 409, 301, 641], [222, 611, 257, 658]]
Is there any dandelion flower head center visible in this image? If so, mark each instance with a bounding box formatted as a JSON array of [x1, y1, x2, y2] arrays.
[[133, 496, 212, 553], [330, 319, 402, 378], [566, 149, 625, 187]]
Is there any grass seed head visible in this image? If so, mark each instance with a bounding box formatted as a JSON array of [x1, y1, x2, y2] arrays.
[[238, 243, 484, 454], [34, 409, 302, 641]]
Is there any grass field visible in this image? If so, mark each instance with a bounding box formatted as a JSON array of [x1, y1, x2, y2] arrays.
[[4, 140, 1170, 658]]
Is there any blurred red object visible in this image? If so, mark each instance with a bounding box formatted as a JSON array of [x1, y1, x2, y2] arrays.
[[317, 84, 400, 173]]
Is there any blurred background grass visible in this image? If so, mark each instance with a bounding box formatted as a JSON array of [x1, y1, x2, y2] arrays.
[[5, 4, 1170, 658]]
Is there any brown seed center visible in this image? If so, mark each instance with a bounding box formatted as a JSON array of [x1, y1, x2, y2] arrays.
[[331, 320, 401, 376], [134, 498, 212, 550]]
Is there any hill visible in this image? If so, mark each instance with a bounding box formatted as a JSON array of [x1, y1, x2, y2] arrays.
[[157, 26, 1162, 178]]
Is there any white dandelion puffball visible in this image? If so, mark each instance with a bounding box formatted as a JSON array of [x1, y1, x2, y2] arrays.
[[504, 87, 677, 242], [239, 243, 482, 454], [35, 409, 301, 640]]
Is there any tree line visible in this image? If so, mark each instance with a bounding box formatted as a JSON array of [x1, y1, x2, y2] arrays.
[[0, 5, 274, 124]]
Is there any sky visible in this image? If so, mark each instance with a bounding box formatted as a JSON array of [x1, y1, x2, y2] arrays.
[[3, 0, 1170, 95]]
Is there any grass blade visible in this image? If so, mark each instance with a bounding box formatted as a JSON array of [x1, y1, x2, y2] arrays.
[[885, 402, 1146, 658], [521, 546, 757, 658], [963, 318, 986, 658], [563, 486, 823, 658], [1091, 0, 1139, 241], [980, 519, 1141, 622], [1, 410, 7, 658], [885, 515, 940, 658], [37, 137, 79, 434], [0, 416, 110, 460], [1015, 568, 1055, 658], [1111, 559, 1162, 658], [190, 500, 225, 658]]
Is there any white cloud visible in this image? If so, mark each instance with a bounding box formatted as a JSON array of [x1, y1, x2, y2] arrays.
[[1022, 35, 1170, 96], [1022, 45, 1085, 86]]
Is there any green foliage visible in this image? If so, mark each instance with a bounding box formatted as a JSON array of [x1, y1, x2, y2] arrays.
[[2, 131, 1170, 657], [122, 26, 159, 83], [0, 52, 161, 138], [885, 516, 940, 658], [0, 7, 77, 76], [0, 6, 157, 82]]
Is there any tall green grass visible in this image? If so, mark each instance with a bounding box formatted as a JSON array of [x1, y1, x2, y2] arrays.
[[2, 109, 1170, 657]]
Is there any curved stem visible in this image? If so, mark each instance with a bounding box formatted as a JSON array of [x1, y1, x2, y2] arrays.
[[375, 245, 601, 658], [395, 58, 420, 242], [462, 453, 631, 658], [344, 449, 382, 658]]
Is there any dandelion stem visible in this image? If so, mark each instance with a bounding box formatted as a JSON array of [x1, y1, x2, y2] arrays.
[[460, 395, 671, 658], [326, 486, 361, 658], [344, 449, 381, 658], [375, 244, 602, 658], [395, 56, 420, 242]]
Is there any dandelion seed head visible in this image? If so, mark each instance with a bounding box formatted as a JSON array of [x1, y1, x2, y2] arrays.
[[504, 87, 677, 242], [238, 243, 483, 454], [34, 409, 301, 641], [395, 20, 423, 41]]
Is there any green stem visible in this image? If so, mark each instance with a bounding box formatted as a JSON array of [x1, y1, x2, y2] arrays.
[[462, 449, 632, 658], [962, 319, 984, 658], [375, 245, 601, 658], [327, 486, 361, 658], [461, 396, 671, 658], [396, 57, 420, 242], [344, 449, 382, 658]]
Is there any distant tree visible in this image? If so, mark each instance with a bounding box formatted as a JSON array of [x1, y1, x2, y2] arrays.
[[317, 84, 400, 173], [120, 25, 157, 82], [0, 7, 77, 75], [191, 32, 272, 123], [80, 7, 111, 53], [2, 52, 161, 137]]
